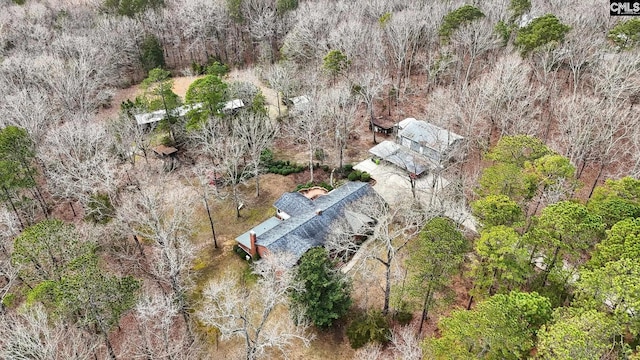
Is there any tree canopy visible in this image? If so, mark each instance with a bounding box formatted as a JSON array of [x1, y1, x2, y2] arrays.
[[537, 308, 617, 360], [515, 14, 571, 55], [141, 68, 181, 113], [425, 291, 552, 359], [589, 217, 640, 268], [608, 18, 640, 50], [471, 194, 524, 228], [471, 225, 529, 297], [406, 217, 468, 332], [588, 176, 640, 228], [439, 5, 485, 42], [184, 74, 228, 129]]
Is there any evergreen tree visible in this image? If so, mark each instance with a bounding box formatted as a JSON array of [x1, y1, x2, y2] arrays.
[[291, 247, 352, 328]]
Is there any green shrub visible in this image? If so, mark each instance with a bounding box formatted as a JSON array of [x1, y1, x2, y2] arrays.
[[509, 0, 531, 22], [495, 20, 512, 46], [85, 193, 115, 224], [206, 61, 229, 77], [322, 164, 330, 172], [1, 293, 15, 308], [394, 310, 413, 326], [233, 244, 255, 261], [276, 0, 298, 13], [360, 172, 371, 182], [348, 171, 359, 181], [314, 148, 325, 161], [262, 153, 306, 176], [343, 164, 354, 173], [160, 136, 174, 146], [346, 310, 391, 349], [319, 182, 333, 191], [260, 149, 274, 164], [295, 182, 334, 192]]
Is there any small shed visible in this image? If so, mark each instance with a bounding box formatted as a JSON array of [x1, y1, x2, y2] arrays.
[[152, 145, 178, 158], [370, 116, 396, 135]]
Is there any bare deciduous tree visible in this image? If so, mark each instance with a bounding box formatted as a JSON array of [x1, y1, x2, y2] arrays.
[[286, 94, 329, 183], [39, 121, 118, 217], [0, 304, 100, 359], [263, 61, 298, 116], [331, 194, 423, 314], [478, 54, 541, 138], [214, 135, 249, 218], [450, 18, 500, 87], [354, 69, 389, 144], [198, 253, 313, 360], [390, 325, 423, 360], [234, 111, 277, 197], [593, 51, 640, 102], [354, 343, 385, 360], [321, 84, 357, 170], [559, 24, 604, 95], [129, 291, 203, 359], [107, 113, 152, 167], [118, 185, 199, 337], [381, 9, 428, 95]]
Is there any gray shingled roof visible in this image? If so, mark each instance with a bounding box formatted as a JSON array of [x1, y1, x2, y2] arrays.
[[273, 192, 315, 216], [398, 119, 463, 153], [256, 181, 374, 263]]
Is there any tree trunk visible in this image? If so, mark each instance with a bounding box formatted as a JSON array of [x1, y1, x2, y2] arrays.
[[466, 294, 474, 310], [2, 185, 23, 229], [309, 144, 314, 183], [133, 235, 146, 259], [254, 168, 260, 198], [588, 162, 605, 199], [203, 195, 218, 249], [370, 116, 377, 144], [383, 258, 391, 315], [541, 245, 561, 286], [418, 285, 433, 334]]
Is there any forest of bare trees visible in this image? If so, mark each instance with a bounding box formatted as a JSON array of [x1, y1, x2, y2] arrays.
[[1, 0, 640, 358]]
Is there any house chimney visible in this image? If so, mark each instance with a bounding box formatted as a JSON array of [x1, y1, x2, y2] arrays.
[[315, 209, 323, 216], [249, 231, 257, 257]]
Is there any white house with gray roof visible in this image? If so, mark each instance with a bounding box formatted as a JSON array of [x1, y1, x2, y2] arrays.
[[396, 118, 463, 164], [368, 118, 463, 177]]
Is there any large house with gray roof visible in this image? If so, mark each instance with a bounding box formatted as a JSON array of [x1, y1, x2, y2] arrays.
[[396, 118, 463, 164], [235, 181, 375, 264], [368, 118, 463, 177]]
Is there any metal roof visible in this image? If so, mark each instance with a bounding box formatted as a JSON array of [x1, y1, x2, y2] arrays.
[[222, 99, 245, 112], [235, 216, 281, 249], [133, 99, 244, 125], [369, 141, 429, 176], [134, 109, 167, 125]]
